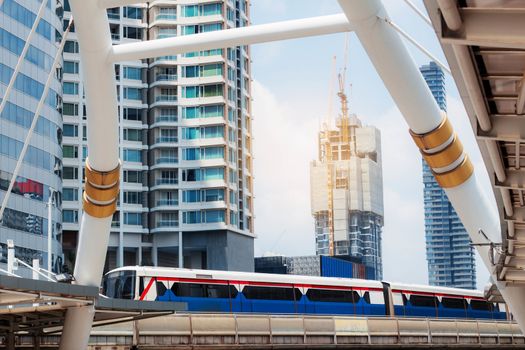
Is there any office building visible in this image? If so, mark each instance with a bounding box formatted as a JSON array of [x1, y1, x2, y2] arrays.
[[310, 94, 384, 280], [0, 0, 63, 275], [420, 61, 476, 289], [61, 0, 255, 272]]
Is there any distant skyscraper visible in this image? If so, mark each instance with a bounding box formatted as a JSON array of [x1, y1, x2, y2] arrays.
[[310, 96, 384, 280], [0, 0, 63, 275], [420, 61, 476, 289]]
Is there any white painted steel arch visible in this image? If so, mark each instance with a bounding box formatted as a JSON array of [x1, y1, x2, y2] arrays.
[[62, 0, 524, 348]]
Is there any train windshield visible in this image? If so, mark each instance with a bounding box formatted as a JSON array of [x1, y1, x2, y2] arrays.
[[102, 270, 136, 299]]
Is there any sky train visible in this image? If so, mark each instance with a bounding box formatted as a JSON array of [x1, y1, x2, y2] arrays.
[[102, 266, 508, 320]]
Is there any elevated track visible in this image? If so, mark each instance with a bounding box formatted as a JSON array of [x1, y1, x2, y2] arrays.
[[2, 313, 524, 349]]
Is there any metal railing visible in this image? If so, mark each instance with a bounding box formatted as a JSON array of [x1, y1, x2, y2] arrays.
[[155, 136, 178, 143], [156, 220, 179, 228], [155, 178, 178, 185], [156, 199, 178, 206], [155, 95, 177, 102], [155, 14, 177, 21], [155, 157, 178, 164], [155, 73, 177, 81], [155, 115, 177, 123]]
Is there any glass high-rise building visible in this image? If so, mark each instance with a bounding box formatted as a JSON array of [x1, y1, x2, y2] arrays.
[[0, 0, 64, 276], [61, 0, 255, 272], [420, 61, 476, 289]]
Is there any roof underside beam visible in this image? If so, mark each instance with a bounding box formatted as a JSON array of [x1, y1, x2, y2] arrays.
[[495, 169, 525, 191], [440, 9, 525, 49], [110, 14, 353, 62], [477, 115, 525, 142]]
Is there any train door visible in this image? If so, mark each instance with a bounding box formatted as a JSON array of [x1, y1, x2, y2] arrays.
[[228, 281, 242, 312], [294, 285, 306, 314], [355, 290, 365, 315], [365, 290, 387, 316], [392, 291, 405, 316]]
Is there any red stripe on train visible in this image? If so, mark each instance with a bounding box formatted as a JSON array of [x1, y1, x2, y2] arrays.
[[150, 276, 383, 292], [139, 277, 155, 301]]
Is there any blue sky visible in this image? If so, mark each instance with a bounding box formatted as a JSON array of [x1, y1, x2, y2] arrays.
[[249, 0, 494, 289]]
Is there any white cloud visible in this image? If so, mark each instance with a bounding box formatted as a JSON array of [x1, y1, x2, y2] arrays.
[[252, 80, 320, 257], [252, 79, 494, 289]]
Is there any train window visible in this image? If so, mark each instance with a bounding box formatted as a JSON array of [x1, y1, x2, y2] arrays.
[[470, 300, 493, 311], [242, 286, 302, 301], [442, 297, 467, 309], [172, 283, 238, 298], [306, 289, 359, 303], [102, 270, 136, 299], [409, 295, 437, 307], [207, 284, 237, 298], [172, 283, 205, 297]]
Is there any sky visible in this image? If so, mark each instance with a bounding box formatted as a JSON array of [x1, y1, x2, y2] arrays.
[[248, 0, 496, 289]]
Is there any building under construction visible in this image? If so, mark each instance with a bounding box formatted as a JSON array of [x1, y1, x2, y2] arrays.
[[309, 82, 384, 280]]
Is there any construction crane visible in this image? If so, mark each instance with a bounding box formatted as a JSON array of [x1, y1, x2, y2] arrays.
[[339, 33, 351, 156], [323, 35, 351, 256]]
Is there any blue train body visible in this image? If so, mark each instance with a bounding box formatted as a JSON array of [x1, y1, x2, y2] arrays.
[[102, 266, 508, 321]]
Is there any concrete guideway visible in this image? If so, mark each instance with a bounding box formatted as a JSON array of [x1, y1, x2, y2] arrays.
[[5, 313, 524, 349]]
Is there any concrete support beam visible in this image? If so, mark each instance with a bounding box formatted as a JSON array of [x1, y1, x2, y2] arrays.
[[496, 169, 525, 190], [441, 9, 525, 49], [477, 115, 525, 142]]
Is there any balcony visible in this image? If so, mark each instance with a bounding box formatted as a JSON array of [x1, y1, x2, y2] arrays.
[[157, 220, 179, 228], [154, 55, 177, 62], [155, 95, 177, 102], [155, 115, 177, 123], [155, 13, 177, 21], [155, 178, 178, 185], [155, 157, 178, 164], [156, 199, 179, 206], [111, 33, 120, 41], [155, 136, 178, 143], [156, 73, 177, 82]]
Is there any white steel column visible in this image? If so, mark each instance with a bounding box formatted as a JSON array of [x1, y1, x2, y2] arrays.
[[337, 0, 525, 331], [60, 0, 120, 348], [111, 14, 353, 62]]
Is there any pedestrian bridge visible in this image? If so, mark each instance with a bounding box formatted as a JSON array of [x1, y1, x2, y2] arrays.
[[15, 313, 523, 349]]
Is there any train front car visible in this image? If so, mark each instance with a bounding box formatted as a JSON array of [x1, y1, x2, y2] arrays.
[[389, 282, 507, 320]]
